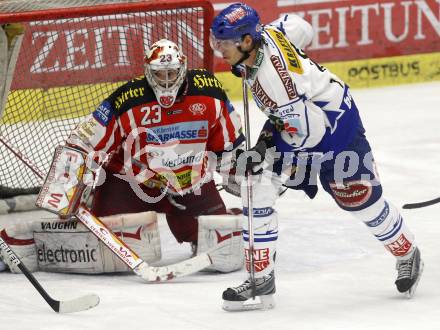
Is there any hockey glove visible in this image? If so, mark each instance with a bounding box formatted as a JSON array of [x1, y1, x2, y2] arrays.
[[221, 168, 243, 197], [219, 141, 268, 196], [235, 137, 273, 176]]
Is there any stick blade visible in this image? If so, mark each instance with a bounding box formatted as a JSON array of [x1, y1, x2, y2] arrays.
[[402, 197, 440, 209], [135, 253, 212, 282], [58, 293, 100, 314]]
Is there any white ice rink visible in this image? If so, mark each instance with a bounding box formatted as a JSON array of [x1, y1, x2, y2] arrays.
[[1, 81, 440, 329]]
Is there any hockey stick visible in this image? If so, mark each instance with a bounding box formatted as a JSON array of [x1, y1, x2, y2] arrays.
[[0, 236, 99, 313], [241, 75, 257, 298], [1, 25, 24, 119], [402, 197, 440, 209], [0, 135, 213, 281], [75, 206, 212, 281]]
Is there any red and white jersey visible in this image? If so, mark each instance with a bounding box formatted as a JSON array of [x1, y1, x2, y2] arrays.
[[68, 69, 244, 195]]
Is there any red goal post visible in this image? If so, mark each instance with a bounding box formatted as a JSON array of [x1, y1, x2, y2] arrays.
[[0, 0, 214, 199]]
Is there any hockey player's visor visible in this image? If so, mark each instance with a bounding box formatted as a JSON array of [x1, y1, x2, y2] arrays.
[[209, 31, 240, 56]]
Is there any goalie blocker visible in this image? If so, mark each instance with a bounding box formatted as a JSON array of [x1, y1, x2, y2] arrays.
[[35, 145, 94, 217], [0, 211, 243, 275]]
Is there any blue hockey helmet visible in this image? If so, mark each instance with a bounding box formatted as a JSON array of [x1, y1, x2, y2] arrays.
[[211, 3, 262, 41]]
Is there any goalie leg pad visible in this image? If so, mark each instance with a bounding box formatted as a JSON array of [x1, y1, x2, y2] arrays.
[[196, 214, 243, 273], [101, 212, 161, 272], [0, 211, 161, 274], [33, 223, 104, 273], [0, 227, 38, 273]]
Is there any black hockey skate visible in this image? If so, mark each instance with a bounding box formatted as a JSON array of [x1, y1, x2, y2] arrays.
[[395, 247, 424, 298], [222, 271, 276, 311]]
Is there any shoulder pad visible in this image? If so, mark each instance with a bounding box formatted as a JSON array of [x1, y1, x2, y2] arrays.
[[107, 76, 155, 115], [186, 69, 227, 100]]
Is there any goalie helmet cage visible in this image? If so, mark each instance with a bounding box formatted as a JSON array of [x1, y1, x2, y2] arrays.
[[0, 0, 213, 198]]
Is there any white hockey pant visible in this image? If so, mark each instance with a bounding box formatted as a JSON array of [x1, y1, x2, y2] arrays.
[[241, 170, 281, 278], [351, 197, 416, 259]]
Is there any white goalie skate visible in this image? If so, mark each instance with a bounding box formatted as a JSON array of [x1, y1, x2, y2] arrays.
[[395, 247, 424, 298], [222, 271, 276, 311]]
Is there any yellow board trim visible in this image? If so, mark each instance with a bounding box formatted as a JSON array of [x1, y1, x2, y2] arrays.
[[325, 52, 440, 88], [216, 52, 440, 100], [2, 52, 440, 124], [1, 82, 122, 124]]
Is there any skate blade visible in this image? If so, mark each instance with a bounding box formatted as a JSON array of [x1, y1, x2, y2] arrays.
[[222, 295, 275, 312], [405, 260, 424, 299]]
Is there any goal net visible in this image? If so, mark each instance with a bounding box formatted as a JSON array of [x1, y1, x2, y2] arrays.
[[0, 0, 213, 201]]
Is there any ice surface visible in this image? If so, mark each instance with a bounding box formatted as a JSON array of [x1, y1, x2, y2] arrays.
[[1, 82, 439, 329]]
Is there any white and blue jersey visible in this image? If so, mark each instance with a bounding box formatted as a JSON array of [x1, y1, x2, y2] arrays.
[[236, 22, 361, 155]]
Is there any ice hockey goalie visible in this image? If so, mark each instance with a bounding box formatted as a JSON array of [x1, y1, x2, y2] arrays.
[[0, 39, 245, 276]]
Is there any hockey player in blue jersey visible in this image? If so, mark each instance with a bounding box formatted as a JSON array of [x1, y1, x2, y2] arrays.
[[210, 3, 424, 311]]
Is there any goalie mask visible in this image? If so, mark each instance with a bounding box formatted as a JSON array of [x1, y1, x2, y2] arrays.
[[144, 39, 187, 108]]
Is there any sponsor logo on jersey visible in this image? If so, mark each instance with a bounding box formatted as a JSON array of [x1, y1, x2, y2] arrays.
[[167, 109, 183, 116], [267, 28, 303, 74], [284, 122, 298, 135], [175, 169, 195, 187], [93, 100, 113, 126], [251, 78, 277, 109], [386, 234, 412, 257], [198, 126, 207, 138], [189, 103, 206, 115], [77, 117, 98, 140], [161, 153, 204, 168], [329, 180, 372, 208], [284, 118, 303, 136], [147, 149, 165, 158], [275, 103, 304, 136], [146, 121, 208, 142], [114, 86, 145, 110], [159, 168, 199, 191], [245, 248, 270, 273], [270, 55, 298, 100], [193, 73, 223, 90], [278, 104, 300, 119]]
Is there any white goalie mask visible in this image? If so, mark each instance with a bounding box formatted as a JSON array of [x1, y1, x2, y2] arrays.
[[144, 39, 187, 108]]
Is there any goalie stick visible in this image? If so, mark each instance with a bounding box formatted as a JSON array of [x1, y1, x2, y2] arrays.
[[0, 135, 213, 282], [75, 206, 212, 281], [402, 197, 440, 209], [0, 236, 99, 313]]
